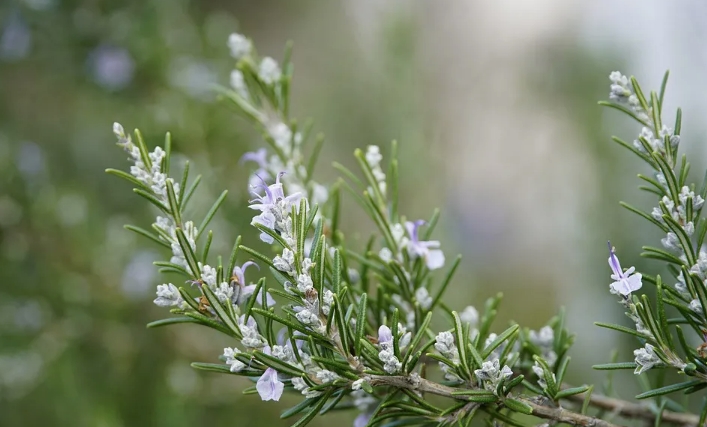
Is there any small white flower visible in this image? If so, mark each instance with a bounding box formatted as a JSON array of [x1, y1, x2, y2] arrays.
[[295, 307, 321, 327], [154, 283, 183, 307], [691, 252, 707, 279], [322, 290, 334, 315], [352, 379, 364, 390], [675, 272, 689, 297], [390, 223, 407, 247], [685, 222, 695, 236], [365, 145, 382, 167], [311, 183, 329, 206], [296, 273, 314, 293], [634, 344, 661, 374], [679, 186, 704, 210], [690, 299, 702, 314], [532, 363, 544, 380], [474, 359, 513, 395], [274, 249, 296, 274], [434, 331, 457, 357], [399, 331, 412, 349], [302, 258, 314, 273], [268, 122, 293, 154], [230, 69, 249, 99], [379, 247, 393, 263], [113, 122, 126, 139], [292, 377, 322, 398], [271, 345, 294, 362], [414, 287, 433, 310], [239, 316, 267, 349], [460, 306, 479, 327], [228, 33, 251, 60], [214, 282, 234, 303], [609, 71, 631, 102], [200, 263, 218, 289], [532, 361, 555, 389], [223, 347, 246, 372], [291, 377, 307, 391], [259, 57, 281, 85], [316, 369, 340, 383], [529, 326, 554, 348], [661, 232, 680, 251]]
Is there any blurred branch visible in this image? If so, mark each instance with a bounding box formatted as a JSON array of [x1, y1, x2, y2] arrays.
[[366, 375, 622, 427], [564, 385, 699, 426]]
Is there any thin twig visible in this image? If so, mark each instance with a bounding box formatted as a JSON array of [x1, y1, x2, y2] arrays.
[[366, 375, 623, 427], [563, 386, 699, 427]]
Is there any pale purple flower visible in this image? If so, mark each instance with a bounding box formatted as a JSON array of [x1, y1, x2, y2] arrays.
[[241, 148, 269, 169], [232, 261, 275, 306], [88, 45, 135, 91], [252, 211, 276, 244], [249, 172, 301, 212], [239, 314, 258, 330], [378, 325, 393, 346], [241, 148, 272, 189], [405, 220, 445, 270], [256, 367, 284, 401], [377, 325, 401, 373], [354, 412, 372, 427], [608, 242, 642, 296], [1, 13, 31, 61], [276, 327, 305, 351], [249, 172, 303, 244]]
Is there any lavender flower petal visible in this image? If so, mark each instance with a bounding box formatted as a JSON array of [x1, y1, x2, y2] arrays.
[[256, 367, 284, 401]]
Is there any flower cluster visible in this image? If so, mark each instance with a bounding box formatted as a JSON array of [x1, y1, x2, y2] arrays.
[[108, 32, 707, 427], [528, 326, 556, 367], [154, 217, 197, 273], [113, 122, 198, 299], [633, 125, 679, 155], [379, 220, 445, 271], [653, 186, 704, 249], [377, 325, 402, 374], [609, 71, 649, 122], [434, 331, 462, 382], [228, 33, 252, 60], [633, 344, 661, 375], [475, 359, 513, 396], [227, 32, 328, 211], [153, 283, 183, 307], [608, 72, 680, 156], [365, 145, 387, 196], [113, 122, 177, 201], [531, 361, 556, 390], [249, 172, 302, 245]]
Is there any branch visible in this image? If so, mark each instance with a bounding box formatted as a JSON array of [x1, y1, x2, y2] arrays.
[[366, 375, 622, 427], [564, 387, 699, 427], [522, 399, 622, 427]]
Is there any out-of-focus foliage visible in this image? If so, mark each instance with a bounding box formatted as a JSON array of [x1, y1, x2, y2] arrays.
[[0, 1, 414, 426], [0, 1, 659, 426]]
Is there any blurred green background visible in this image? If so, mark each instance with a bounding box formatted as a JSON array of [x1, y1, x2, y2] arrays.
[[2, 0, 707, 426]]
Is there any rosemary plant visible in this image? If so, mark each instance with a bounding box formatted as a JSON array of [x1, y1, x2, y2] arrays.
[[106, 31, 707, 427]]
